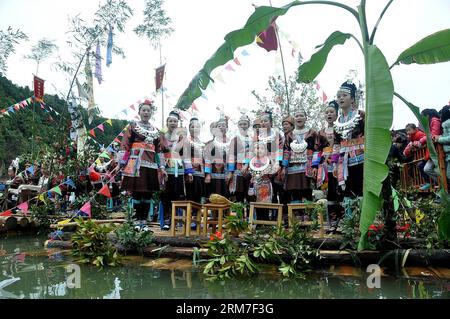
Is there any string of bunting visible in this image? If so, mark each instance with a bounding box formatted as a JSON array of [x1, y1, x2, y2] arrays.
[[0, 96, 61, 120], [0, 123, 129, 218]]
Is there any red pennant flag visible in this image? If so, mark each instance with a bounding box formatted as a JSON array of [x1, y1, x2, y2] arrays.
[[17, 202, 29, 214], [79, 201, 91, 218], [97, 124, 104, 132], [155, 64, 165, 91], [316, 82, 321, 91], [129, 104, 136, 111], [114, 138, 121, 143], [233, 57, 241, 66], [256, 20, 278, 52], [191, 102, 199, 111], [118, 132, 124, 137], [323, 92, 328, 103], [89, 129, 96, 137], [98, 184, 111, 198], [0, 210, 12, 217], [33, 75, 45, 102]]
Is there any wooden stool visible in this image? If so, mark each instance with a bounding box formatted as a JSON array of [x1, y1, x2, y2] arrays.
[[170, 200, 203, 237], [201, 203, 231, 236], [287, 202, 324, 237], [248, 202, 283, 228]]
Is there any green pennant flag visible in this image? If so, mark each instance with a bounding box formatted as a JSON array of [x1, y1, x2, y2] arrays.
[[52, 186, 62, 196], [100, 152, 110, 159]]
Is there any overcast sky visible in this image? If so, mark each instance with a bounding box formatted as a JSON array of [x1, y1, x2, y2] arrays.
[[1, 0, 449, 139]]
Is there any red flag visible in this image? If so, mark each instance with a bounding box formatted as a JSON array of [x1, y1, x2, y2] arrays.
[[98, 184, 111, 198], [323, 92, 328, 103], [256, 20, 278, 52], [191, 102, 199, 111], [89, 129, 96, 137], [129, 104, 136, 111], [0, 210, 12, 217], [233, 57, 241, 66], [79, 201, 91, 218], [155, 64, 165, 91], [33, 75, 45, 102]]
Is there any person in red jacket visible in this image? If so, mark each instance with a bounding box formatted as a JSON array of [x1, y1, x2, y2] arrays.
[[403, 123, 429, 190], [420, 109, 442, 188]]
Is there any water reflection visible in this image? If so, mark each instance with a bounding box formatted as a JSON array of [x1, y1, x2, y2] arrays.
[[0, 236, 449, 299]]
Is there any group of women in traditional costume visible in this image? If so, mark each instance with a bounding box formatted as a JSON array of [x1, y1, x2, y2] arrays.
[[119, 81, 365, 231]]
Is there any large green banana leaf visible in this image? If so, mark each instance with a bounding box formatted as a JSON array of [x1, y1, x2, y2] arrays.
[[393, 29, 450, 66], [297, 31, 352, 83], [394, 92, 450, 240], [175, 3, 298, 109], [358, 45, 394, 251]]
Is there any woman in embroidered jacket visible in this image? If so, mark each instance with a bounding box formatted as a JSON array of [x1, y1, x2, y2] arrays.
[[120, 100, 166, 226], [318, 100, 343, 227], [204, 115, 231, 197], [227, 114, 252, 203], [185, 117, 206, 203], [334, 81, 365, 203], [160, 110, 192, 229], [257, 110, 284, 204], [282, 108, 317, 202]]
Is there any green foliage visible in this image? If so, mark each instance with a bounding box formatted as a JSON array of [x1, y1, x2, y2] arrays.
[[340, 198, 362, 250], [251, 74, 326, 130], [358, 44, 394, 250], [24, 38, 58, 73], [30, 203, 58, 235], [297, 31, 353, 83], [115, 222, 154, 255], [203, 233, 258, 281], [134, 0, 174, 46], [0, 27, 28, 75], [224, 202, 249, 236], [71, 218, 121, 267], [393, 29, 450, 66]]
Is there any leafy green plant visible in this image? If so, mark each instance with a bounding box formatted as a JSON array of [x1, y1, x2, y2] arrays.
[[71, 217, 121, 267], [30, 203, 58, 234], [224, 202, 249, 236], [174, 1, 450, 249], [340, 197, 362, 250], [115, 222, 154, 255], [203, 231, 258, 281]]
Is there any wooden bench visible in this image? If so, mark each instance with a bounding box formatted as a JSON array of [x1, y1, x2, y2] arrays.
[[170, 200, 203, 237], [201, 203, 231, 236], [287, 202, 324, 237], [248, 202, 283, 228]]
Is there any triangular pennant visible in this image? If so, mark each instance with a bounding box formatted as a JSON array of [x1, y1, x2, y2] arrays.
[[100, 151, 110, 159], [106, 119, 113, 126], [225, 64, 235, 72], [39, 194, 46, 202], [122, 109, 128, 115], [17, 202, 29, 214], [98, 184, 111, 198], [14, 104, 20, 111], [0, 210, 12, 217], [97, 123, 104, 132], [89, 129, 96, 137], [255, 35, 264, 44], [191, 102, 199, 111], [114, 138, 121, 143], [95, 159, 101, 165], [65, 178, 76, 189], [322, 92, 328, 103], [241, 49, 250, 56], [118, 132, 124, 137], [201, 92, 208, 100], [52, 186, 62, 196], [233, 57, 241, 66], [79, 201, 91, 218], [26, 165, 35, 175]]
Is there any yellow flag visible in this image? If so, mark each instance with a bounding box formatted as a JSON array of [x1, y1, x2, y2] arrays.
[[95, 159, 101, 164], [39, 194, 46, 202], [106, 119, 113, 126], [57, 219, 72, 226], [415, 209, 425, 224], [255, 35, 264, 44]]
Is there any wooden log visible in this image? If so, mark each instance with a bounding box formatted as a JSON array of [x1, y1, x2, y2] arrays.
[[50, 219, 126, 229], [0, 216, 17, 230], [17, 217, 29, 228]]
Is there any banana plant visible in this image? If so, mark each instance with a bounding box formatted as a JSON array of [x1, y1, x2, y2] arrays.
[[175, 1, 450, 249]]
